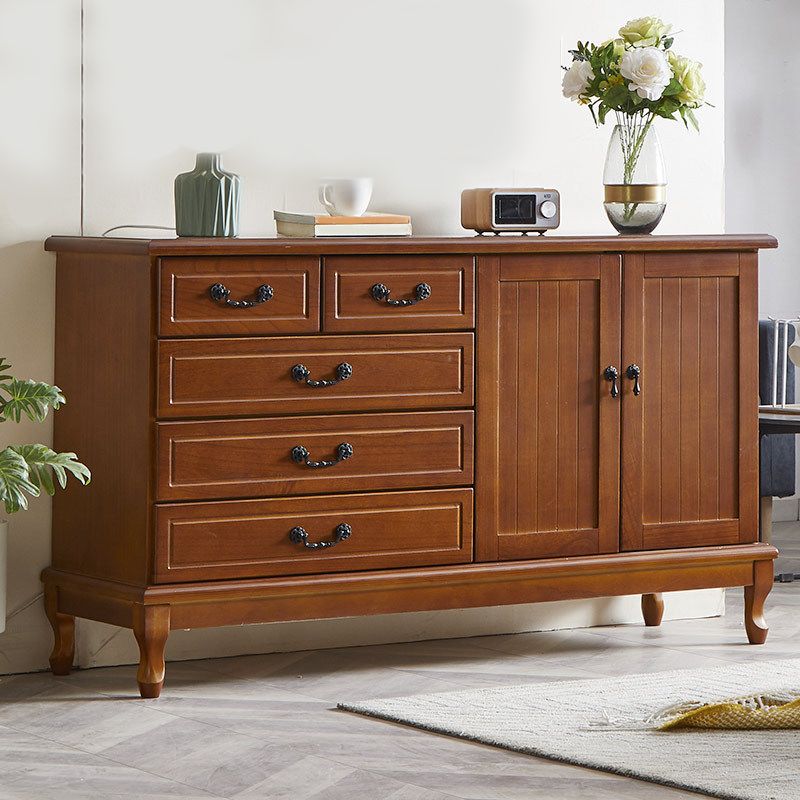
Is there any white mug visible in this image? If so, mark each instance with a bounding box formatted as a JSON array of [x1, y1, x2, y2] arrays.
[[318, 177, 373, 216]]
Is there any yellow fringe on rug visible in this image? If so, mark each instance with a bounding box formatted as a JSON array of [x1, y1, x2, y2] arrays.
[[655, 695, 800, 731], [588, 692, 800, 731]]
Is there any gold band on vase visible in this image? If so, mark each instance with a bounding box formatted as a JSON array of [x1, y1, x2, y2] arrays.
[[604, 184, 666, 204]]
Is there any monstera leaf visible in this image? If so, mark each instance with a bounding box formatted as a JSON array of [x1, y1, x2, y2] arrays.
[[0, 359, 89, 513], [0, 446, 39, 513], [0, 445, 90, 514], [0, 375, 66, 423]]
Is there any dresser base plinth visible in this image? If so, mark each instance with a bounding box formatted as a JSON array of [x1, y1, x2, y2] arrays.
[[41, 543, 777, 698]]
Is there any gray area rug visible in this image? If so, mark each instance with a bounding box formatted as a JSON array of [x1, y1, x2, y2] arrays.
[[339, 658, 800, 800]]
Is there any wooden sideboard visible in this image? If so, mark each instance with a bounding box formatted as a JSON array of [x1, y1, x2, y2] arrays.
[[43, 234, 778, 698]]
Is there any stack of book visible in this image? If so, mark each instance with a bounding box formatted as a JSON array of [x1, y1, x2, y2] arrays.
[[274, 210, 412, 237]]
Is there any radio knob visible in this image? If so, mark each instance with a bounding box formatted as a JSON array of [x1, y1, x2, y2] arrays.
[[539, 200, 557, 219]]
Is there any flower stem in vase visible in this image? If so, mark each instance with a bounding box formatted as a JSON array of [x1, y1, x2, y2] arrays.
[[618, 111, 655, 222]]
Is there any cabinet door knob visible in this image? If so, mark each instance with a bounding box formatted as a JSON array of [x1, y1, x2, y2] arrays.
[[604, 366, 620, 398], [291, 442, 353, 469], [371, 282, 431, 306], [289, 523, 352, 550], [209, 282, 273, 308], [291, 362, 353, 387], [626, 364, 642, 396]]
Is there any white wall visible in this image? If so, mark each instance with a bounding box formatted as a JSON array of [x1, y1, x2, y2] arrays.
[[726, 0, 800, 521], [726, 0, 800, 318], [1, 0, 726, 675], [83, 0, 725, 237], [0, 0, 81, 673]]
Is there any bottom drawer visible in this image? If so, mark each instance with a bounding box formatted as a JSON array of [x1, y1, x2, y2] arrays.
[[154, 488, 473, 582]]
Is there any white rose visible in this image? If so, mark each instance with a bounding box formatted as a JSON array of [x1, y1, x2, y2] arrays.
[[620, 46, 672, 101], [562, 60, 594, 102]]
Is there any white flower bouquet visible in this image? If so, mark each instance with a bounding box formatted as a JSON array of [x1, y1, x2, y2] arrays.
[[562, 17, 708, 231], [562, 16, 706, 128]]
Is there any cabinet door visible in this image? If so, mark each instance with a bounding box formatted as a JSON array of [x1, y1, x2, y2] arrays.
[[476, 254, 621, 561], [620, 252, 759, 550]]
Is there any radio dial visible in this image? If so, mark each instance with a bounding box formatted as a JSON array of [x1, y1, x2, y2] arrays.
[[539, 200, 557, 219]]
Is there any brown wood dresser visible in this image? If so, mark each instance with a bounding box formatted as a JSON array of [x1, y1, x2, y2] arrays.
[[43, 233, 778, 698]]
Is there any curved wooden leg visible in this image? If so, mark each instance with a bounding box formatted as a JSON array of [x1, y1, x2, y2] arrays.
[[44, 584, 75, 676], [744, 560, 772, 645], [641, 593, 665, 627], [132, 605, 170, 698]]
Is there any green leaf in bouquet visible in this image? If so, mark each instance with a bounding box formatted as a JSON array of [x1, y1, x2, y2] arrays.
[[603, 84, 629, 110], [662, 77, 683, 97], [663, 37, 674, 50], [685, 107, 700, 131]]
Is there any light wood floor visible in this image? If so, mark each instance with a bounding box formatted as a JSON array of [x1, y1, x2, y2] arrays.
[[2, 526, 800, 800]]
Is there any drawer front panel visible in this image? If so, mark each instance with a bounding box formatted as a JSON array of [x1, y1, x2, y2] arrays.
[[154, 488, 473, 582], [157, 411, 474, 501], [158, 333, 474, 418], [324, 255, 474, 332], [160, 256, 320, 336]]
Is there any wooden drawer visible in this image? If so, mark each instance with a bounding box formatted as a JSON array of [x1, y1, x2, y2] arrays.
[[157, 410, 474, 501], [323, 255, 474, 332], [154, 488, 473, 582], [158, 333, 474, 418], [159, 256, 320, 336]]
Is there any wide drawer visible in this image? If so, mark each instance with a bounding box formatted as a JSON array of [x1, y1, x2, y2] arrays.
[[159, 256, 320, 336], [154, 488, 473, 582], [323, 255, 474, 332], [158, 333, 474, 418], [157, 410, 474, 501]]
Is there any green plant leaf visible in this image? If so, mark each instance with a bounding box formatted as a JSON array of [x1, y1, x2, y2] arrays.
[[603, 84, 629, 110], [663, 36, 674, 50], [0, 446, 38, 514], [662, 78, 683, 97], [0, 378, 66, 423], [0, 358, 11, 395], [11, 444, 90, 497], [685, 107, 700, 131]]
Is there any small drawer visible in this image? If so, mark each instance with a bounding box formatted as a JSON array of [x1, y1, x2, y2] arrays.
[[323, 255, 474, 332], [157, 410, 473, 501], [154, 488, 473, 582], [159, 256, 320, 336], [158, 333, 474, 418]]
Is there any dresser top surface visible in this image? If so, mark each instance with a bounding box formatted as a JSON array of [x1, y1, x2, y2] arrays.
[[45, 233, 778, 257]]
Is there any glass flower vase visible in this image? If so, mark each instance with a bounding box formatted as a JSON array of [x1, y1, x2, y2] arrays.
[[603, 116, 666, 235]]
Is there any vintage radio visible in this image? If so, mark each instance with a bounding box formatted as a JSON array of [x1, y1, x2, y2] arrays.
[[460, 188, 560, 234]]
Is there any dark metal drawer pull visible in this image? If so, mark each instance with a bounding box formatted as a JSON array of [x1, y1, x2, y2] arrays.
[[371, 282, 431, 307], [291, 442, 353, 469], [604, 365, 619, 398], [289, 522, 352, 550], [209, 282, 273, 308], [626, 363, 642, 396], [291, 362, 353, 388]]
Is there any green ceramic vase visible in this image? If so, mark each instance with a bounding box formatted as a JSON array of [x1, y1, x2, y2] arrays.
[[174, 153, 240, 237]]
